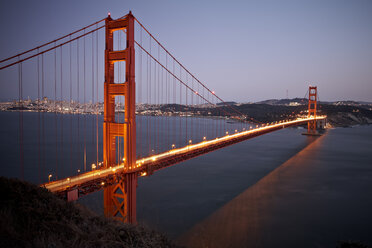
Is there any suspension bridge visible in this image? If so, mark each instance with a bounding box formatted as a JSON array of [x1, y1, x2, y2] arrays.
[[0, 11, 326, 224]]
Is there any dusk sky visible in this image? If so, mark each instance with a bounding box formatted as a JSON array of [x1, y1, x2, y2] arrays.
[[0, 0, 371, 102]]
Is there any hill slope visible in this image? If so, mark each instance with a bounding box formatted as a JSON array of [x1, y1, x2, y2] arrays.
[[0, 177, 178, 248]]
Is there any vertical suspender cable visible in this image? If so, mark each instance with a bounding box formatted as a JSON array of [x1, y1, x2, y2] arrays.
[[166, 53, 169, 150], [42, 54, 45, 181], [191, 77, 193, 142], [186, 73, 188, 145], [138, 27, 142, 158], [60, 46, 64, 177], [54, 43, 58, 179], [77, 38, 80, 172], [18, 56, 24, 180], [83, 29, 87, 171], [37, 49, 41, 183], [173, 59, 175, 147], [157, 45, 160, 153], [92, 31, 95, 167], [179, 66, 182, 146], [69, 35, 73, 173], [117, 31, 120, 163], [161, 59, 164, 152], [96, 26, 99, 167], [146, 52, 149, 156], [149, 37, 152, 154]]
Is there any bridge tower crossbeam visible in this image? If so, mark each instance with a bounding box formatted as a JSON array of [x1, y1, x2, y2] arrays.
[[103, 12, 137, 223]]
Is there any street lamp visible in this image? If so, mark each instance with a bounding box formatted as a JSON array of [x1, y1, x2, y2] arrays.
[[48, 174, 52, 182]]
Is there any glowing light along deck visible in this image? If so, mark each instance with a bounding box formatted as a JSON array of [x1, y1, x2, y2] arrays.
[[43, 116, 326, 197]]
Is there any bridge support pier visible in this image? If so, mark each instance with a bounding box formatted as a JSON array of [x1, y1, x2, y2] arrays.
[[104, 173, 137, 223], [103, 12, 137, 223]]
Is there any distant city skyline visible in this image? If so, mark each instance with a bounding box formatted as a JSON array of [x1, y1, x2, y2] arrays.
[[1, 0, 371, 102]]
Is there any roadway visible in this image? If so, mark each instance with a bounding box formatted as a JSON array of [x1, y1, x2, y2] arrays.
[[43, 116, 327, 198]]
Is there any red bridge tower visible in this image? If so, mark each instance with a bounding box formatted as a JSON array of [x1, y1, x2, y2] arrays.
[[307, 86, 317, 134], [103, 12, 137, 223]]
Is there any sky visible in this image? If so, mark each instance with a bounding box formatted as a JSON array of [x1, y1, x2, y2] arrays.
[[0, 0, 371, 102]]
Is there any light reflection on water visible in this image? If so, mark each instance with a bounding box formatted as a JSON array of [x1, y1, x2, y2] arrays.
[[178, 126, 372, 247], [178, 135, 323, 247]]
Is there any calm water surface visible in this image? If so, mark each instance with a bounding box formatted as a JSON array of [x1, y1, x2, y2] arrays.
[[1, 112, 371, 247]]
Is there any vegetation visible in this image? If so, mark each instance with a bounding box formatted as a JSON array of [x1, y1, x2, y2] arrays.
[[0, 177, 179, 248], [337, 240, 371, 248]]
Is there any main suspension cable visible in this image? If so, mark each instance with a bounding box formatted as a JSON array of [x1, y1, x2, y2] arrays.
[[0, 18, 105, 64]]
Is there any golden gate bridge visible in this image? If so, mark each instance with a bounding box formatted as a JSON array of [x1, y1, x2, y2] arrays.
[[0, 11, 326, 224]]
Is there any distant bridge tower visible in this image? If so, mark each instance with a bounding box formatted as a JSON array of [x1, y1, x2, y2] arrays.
[[307, 86, 317, 134], [103, 12, 137, 223]]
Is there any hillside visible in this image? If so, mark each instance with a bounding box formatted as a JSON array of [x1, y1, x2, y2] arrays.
[[0, 177, 178, 248]]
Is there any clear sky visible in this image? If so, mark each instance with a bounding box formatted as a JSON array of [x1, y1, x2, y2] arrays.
[[0, 0, 371, 102]]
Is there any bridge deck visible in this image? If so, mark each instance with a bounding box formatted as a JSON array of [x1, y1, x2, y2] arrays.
[[43, 116, 326, 198]]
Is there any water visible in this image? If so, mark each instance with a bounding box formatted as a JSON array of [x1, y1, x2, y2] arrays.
[[1, 112, 372, 247]]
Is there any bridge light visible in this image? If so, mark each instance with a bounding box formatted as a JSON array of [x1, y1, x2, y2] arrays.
[[243, 128, 245, 131], [67, 178, 70, 182], [112, 168, 116, 173], [172, 144, 175, 149], [77, 169, 80, 174], [108, 12, 111, 17], [203, 136, 206, 141], [189, 140, 192, 144], [48, 174, 52, 182], [226, 131, 229, 135], [152, 157, 156, 161], [235, 129, 237, 133], [212, 91, 215, 94], [101, 182, 105, 186], [92, 164, 96, 170], [141, 172, 147, 177], [250, 126, 252, 129], [195, 91, 198, 95]]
